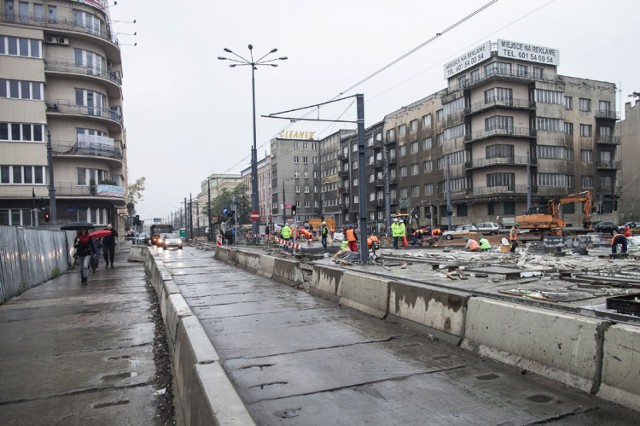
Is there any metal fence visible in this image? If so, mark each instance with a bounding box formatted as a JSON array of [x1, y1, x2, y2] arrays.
[[0, 226, 75, 304]]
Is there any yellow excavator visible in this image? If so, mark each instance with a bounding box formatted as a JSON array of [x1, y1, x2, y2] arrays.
[[515, 190, 593, 237]]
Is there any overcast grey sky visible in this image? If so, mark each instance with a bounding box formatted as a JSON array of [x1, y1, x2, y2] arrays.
[[109, 0, 640, 222]]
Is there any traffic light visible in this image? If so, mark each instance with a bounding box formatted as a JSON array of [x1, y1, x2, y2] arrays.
[[44, 210, 50, 222], [291, 205, 297, 216]]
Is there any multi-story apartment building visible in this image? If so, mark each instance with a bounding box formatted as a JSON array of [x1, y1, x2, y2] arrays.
[[270, 131, 321, 224], [196, 173, 242, 219], [374, 40, 619, 229], [1, 0, 127, 228], [619, 98, 640, 221], [319, 129, 355, 228]]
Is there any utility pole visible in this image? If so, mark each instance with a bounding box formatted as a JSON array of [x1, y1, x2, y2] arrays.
[[446, 155, 452, 229], [384, 145, 391, 236], [282, 180, 286, 224], [356, 94, 368, 263], [189, 193, 194, 239], [46, 131, 57, 224], [526, 150, 532, 211], [207, 179, 212, 241], [184, 197, 188, 234]]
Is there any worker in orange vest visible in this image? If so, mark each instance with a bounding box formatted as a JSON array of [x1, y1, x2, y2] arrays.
[[611, 232, 628, 254], [509, 223, 519, 253], [464, 237, 480, 252], [346, 224, 358, 252]]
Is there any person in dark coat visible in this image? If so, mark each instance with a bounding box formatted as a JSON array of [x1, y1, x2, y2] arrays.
[[102, 223, 118, 268], [74, 227, 96, 285]]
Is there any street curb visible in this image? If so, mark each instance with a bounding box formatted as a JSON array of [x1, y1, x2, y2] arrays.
[[141, 247, 255, 425]]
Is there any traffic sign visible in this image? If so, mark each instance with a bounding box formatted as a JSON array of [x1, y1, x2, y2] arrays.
[[250, 211, 260, 221]]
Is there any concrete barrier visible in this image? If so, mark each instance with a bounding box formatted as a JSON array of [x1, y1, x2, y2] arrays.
[[257, 255, 275, 279], [388, 282, 469, 345], [309, 264, 344, 302], [144, 250, 255, 425], [339, 271, 390, 318], [461, 297, 605, 393], [214, 246, 229, 263], [598, 323, 640, 412], [127, 245, 145, 262], [236, 251, 260, 274], [272, 258, 302, 286]]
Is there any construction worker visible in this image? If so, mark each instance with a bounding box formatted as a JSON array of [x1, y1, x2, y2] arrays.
[[464, 237, 480, 252], [391, 218, 401, 249], [611, 232, 628, 254], [399, 219, 407, 247], [624, 226, 632, 238], [320, 221, 329, 250], [281, 223, 292, 242], [478, 236, 492, 251], [366, 235, 380, 249], [427, 227, 441, 247], [509, 223, 519, 253], [346, 224, 358, 252]]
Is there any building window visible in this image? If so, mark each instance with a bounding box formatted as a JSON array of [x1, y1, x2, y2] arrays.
[[470, 69, 480, 82], [457, 204, 468, 217], [486, 144, 514, 159], [410, 163, 419, 176], [600, 176, 613, 191], [410, 141, 419, 154], [293, 141, 299, 149], [295, 185, 301, 193], [398, 124, 407, 138], [581, 150, 592, 162], [564, 122, 573, 135], [579, 98, 591, 112], [387, 128, 396, 142], [444, 124, 464, 140], [436, 109, 443, 122], [564, 96, 573, 110], [581, 175, 593, 188], [352, 143, 358, 153], [444, 97, 465, 115], [0, 165, 45, 184], [537, 145, 573, 160], [485, 61, 512, 76], [534, 89, 563, 104], [399, 145, 406, 157], [400, 166, 407, 177], [599, 100, 611, 115], [424, 183, 433, 195], [304, 185, 310, 193], [486, 115, 514, 131], [422, 114, 432, 128], [0, 79, 44, 100], [353, 178, 358, 186], [312, 156, 318, 164], [424, 160, 432, 173], [0, 122, 44, 142], [303, 156, 308, 164], [486, 173, 514, 188], [411, 186, 419, 197], [537, 173, 572, 187], [436, 133, 444, 145], [536, 117, 562, 132], [410, 120, 418, 133], [580, 124, 592, 137], [400, 188, 408, 198], [516, 64, 528, 76], [532, 67, 544, 79], [423, 137, 432, 150], [293, 155, 299, 163], [0, 35, 41, 58], [484, 87, 512, 103]]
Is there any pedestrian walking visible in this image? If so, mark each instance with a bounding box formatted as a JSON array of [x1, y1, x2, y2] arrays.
[[102, 223, 118, 268], [321, 221, 329, 251], [74, 227, 96, 285], [509, 223, 519, 253]]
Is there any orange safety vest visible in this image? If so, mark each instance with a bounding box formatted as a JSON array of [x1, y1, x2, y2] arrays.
[[510, 227, 518, 241], [468, 240, 480, 251], [346, 228, 356, 242]]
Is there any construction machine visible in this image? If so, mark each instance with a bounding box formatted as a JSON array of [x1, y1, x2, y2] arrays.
[[515, 190, 593, 237]]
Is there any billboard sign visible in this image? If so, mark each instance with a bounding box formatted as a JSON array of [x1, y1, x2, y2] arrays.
[[496, 39, 559, 66], [444, 41, 492, 79]]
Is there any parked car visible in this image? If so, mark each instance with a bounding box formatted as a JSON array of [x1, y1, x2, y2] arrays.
[[475, 222, 501, 235], [159, 233, 183, 250], [594, 221, 618, 234], [442, 224, 479, 240], [618, 221, 640, 233]]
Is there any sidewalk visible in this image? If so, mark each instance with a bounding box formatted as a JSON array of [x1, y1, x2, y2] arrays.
[[0, 244, 172, 425]]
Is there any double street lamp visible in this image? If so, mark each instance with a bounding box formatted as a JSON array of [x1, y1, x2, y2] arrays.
[[218, 45, 287, 241]]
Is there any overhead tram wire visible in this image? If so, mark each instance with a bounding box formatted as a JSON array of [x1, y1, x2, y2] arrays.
[[219, 0, 500, 174]]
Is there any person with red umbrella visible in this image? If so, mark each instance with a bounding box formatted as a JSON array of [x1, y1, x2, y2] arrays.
[[74, 227, 96, 285], [89, 229, 110, 272]]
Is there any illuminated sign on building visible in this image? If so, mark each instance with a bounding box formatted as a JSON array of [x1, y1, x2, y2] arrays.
[[444, 41, 492, 78], [278, 130, 315, 140], [497, 39, 559, 66]]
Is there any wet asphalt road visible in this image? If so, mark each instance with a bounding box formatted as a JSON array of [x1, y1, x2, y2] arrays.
[[158, 246, 639, 426]]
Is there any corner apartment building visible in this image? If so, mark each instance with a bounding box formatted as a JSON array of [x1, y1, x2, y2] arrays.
[[270, 131, 321, 225], [1, 0, 127, 227], [239, 155, 272, 224], [196, 173, 242, 219], [377, 40, 619, 228], [319, 129, 355, 228]]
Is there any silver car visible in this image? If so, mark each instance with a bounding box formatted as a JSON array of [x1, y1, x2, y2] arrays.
[[475, 222, 501, 235], [159, 233, 183, 250]]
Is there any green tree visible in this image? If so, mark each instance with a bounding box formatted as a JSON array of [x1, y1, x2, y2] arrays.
[[207, 184, 250, 224], [126, 176, 146, 216]]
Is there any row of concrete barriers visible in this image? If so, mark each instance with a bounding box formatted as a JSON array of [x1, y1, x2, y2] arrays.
[[213, 245, 640, 414]]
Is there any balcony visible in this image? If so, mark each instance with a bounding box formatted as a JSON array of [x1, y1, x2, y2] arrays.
[[374, 159, 384, 168], [46, 100, 123, 132], [337, 153, 349, 161], [374, 178, 385, 187], [338, 169, 349, 177], [52, 135, 123, 164], [446, 69, 559, 94], [53, 182, 126, 204], [388, 156, 397, 165], [470, 185, 529, 196], [596, 161, 621, 170], [595, 136, 621, 145], [595, 110, 620, 120], [465, 155, 532, 170], [465, 127, 535, 143], [464, 98, 535, 115], [338, 187, 349, 194], [45, 58, 121, 97]]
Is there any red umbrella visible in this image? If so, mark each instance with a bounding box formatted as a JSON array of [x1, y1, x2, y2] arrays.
[[90, 229, 112, 239]]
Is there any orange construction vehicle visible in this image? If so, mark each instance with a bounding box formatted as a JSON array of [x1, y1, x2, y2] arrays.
[[514, 190, 593, 237]]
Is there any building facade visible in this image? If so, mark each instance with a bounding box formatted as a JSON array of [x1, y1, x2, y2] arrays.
[[319, 129, 355, 229], [619, 99, 640, 222], [270, 133, 321, 225], [196, 173, 242, 221], [1, 0, 127, 228]]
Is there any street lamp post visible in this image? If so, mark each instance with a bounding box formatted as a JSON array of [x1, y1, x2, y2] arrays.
[[219, 45, 287, 243]]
